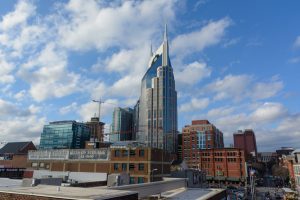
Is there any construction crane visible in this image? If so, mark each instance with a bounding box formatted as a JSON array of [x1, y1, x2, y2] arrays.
[[92, 98, 117, 122]]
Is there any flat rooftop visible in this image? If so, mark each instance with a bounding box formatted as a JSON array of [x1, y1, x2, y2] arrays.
[[161, 187, 225, 200], [0, 185, 137, 200]]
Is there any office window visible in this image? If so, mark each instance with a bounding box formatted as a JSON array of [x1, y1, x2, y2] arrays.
[[130, 177, 135, 184], [114, 163, 118, 170], [129, 163, 135, 170], [130, 150, 136, 156], [139, 149, 145, 157], [122, 150, 128, 157], [138, 177, 144, 183], [122, 163, 127, 171], [115, 150, 120, 157], [138, 163, 144, 171]]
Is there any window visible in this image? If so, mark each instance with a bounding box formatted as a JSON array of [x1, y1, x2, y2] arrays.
[[138, 177, 144, 183], [138, 163, 144, 171], [130, 150, 136, 156], [129, 163, 135, 171], [207, 135, 211, 140], [122, 150, 128, 157], [31, 162, 38, 167], [114, 163, 118, 170], [122, 163, 127, 171], [114, 150, 120, 157], [130, 177, 135, 184], [139, 149, 145, 157]]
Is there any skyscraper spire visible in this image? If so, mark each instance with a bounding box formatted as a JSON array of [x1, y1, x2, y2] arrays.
[[164, 24, 168, 42], [150, 43, 153, 57], [162, 24, 169, 66]]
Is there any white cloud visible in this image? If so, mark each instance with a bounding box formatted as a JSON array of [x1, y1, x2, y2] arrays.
[[206, 74, 252, 101], [171, 17, 232, 57], [175, 61, 211, 85], [0, 99, 38, 119], [206, 74, 283, 102], [276, 114, 300, 134], [0, 115, 45, 142], [78, 99, 119, 121], [18, 43, 81, 101], [58, 0, 176, 51], [251, 81, 283, 100], [59, 102, 78, 115], [14, 90, 27, 101], [0, 1, 35, 31], [207, 106, 235, 118], [179, 98, 209, 112], [294, 36, 300, 48], [250, 102, 287, 123], [0, 52, 15, 84]]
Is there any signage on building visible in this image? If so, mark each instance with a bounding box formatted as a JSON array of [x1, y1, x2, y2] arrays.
[[28, 149, 109, 161], [69, 149, 109, 160]]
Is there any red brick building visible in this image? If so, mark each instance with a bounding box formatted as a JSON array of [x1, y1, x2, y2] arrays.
[[182, 120, 246, 184], [233, 129, 257, 159], [85, 116, 105, 142], [199, 148, 246, 183], [0, 141, 36, 168]]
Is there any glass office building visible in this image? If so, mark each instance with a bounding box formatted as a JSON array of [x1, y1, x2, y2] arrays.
[[39, 121, 90, 149], [135, 25, 178, 152], [110, 107, 134, 142]]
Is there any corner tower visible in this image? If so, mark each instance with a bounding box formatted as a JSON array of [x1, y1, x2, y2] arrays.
[[136, 25, 178, 152]]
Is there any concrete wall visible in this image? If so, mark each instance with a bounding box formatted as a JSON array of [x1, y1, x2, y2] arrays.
[[33, 170, 107, 182], [109, 177, 186, 198]]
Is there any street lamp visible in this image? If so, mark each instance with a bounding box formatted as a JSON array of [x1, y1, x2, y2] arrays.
[[151, 168, 158, 182]]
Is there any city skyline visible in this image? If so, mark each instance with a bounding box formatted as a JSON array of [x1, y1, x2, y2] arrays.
[[0, 0, 299, 151]]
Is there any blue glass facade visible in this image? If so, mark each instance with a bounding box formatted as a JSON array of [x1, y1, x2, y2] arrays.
[[39, 121, 90, 149], [110, 107, 134, 142]]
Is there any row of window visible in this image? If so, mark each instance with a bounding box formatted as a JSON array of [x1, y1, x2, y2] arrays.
[[130, 176, 144, 184], [113, 163, 145, 171], [114, 149, 144, 157]]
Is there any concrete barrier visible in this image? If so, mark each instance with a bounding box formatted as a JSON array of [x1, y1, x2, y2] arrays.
[[109, 178, 187, 198]]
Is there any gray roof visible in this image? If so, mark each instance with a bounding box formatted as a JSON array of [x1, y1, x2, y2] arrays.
[[0, 142, 33, 154]]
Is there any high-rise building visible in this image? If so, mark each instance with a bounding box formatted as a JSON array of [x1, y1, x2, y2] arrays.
[[110, 107, 134, 142], [182, 120, 224, 152], [233, 129, 257, 157], [85, 116, 105, 142], [177, 134, 183, 161], [39, 121, 90, 149], [135, 25, 177, 152]]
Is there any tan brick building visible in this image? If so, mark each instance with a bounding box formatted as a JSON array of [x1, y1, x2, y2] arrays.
[[27, 146, 173, 184]]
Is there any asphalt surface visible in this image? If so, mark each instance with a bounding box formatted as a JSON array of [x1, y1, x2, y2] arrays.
[[256, 187, 283, 200]]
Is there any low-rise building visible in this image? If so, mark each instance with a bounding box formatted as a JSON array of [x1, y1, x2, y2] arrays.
[[257, 152, 277, 163], [27, 143, 174, 184], [0, 141, 36, 168], [199, 148, 246, 184]]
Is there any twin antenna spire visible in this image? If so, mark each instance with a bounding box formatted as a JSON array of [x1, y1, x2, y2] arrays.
[[150, 24, 168, 57]]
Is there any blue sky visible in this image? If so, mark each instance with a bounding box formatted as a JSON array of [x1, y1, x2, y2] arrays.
[[0, 0, 299, 151]]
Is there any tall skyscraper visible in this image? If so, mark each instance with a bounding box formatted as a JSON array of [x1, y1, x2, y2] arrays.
[[135, 25, 178, 152], [110, 107, 134, 142]]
